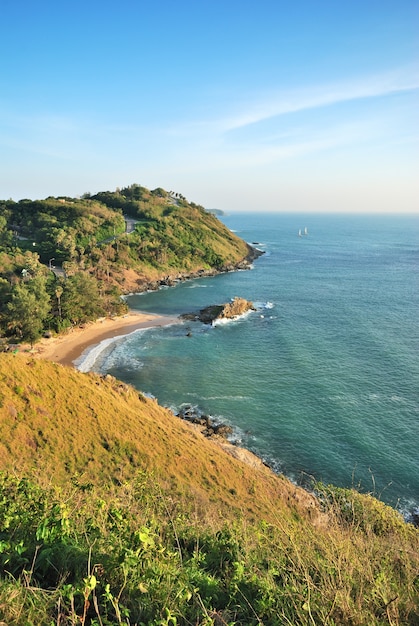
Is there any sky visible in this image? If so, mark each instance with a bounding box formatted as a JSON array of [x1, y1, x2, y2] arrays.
[[1, 0, 418, 213]]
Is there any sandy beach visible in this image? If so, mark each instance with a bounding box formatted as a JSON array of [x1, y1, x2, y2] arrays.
[[31, 312, 181, 367]]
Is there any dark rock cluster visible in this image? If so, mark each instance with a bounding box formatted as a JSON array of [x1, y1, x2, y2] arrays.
[[177, 405, 233, 439]]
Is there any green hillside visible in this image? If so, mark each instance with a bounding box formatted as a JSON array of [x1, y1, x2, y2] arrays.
[[0, 185, 255, 346], [0, 354, 418, 625]]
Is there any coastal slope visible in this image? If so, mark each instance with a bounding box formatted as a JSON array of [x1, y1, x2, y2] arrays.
[[0, 353, 317, 522], [0, 353, 418, 625]]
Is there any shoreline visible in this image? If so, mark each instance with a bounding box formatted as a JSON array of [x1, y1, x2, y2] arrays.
[[30, 312, 181, 367], [26, 246, 264, 369], [28, 309, 277, 478]]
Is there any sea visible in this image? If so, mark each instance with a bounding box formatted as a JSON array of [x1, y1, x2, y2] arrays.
[[76, 212, 419, 520]]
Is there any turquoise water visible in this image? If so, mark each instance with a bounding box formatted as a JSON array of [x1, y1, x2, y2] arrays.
[[79, 213, 419, 517]]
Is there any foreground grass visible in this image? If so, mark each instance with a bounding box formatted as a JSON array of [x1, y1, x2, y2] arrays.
[[0, 354, 418, 624], [0, 473, 418, 625]]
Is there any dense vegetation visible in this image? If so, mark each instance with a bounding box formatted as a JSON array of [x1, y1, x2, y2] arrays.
[[0, 354, 418, 625], [0, 185, 251, 346]]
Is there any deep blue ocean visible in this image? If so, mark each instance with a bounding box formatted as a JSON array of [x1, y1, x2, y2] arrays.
[[77, 213, 419, 518]]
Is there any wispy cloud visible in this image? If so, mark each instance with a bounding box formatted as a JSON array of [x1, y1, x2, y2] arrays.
[[218, 66, 419, 132], [1, 66, 416, 175], [163, 66, 418, 140], [170, 120, 378, 172], [0, 109, 114, 162], [154, 65, 419, 171]]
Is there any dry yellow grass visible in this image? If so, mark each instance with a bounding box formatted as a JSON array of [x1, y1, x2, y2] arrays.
[[0, 353, 319, 526]]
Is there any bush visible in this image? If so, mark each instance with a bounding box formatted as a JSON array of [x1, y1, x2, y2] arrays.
[[0, 472, 418, 625]]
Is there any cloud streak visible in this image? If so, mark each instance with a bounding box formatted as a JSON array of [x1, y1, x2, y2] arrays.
[[218, 66, 419, 132], [1, 66, 416, 184], [162, 66, 418, 141], [152, 66, 418, 173]]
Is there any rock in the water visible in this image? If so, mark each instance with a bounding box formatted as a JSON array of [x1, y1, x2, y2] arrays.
[[181, 297, 256, 324]]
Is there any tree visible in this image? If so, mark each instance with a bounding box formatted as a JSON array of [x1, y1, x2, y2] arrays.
[[55, 285, 63, 319], [22, 251, 44, 277], [60, 272, 104, 324], [0, 278, 12, 334], [0, 214, 12, 250], [6, 277, 50, 346]]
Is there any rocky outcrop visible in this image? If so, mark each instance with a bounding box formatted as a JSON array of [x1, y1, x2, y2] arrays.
[[243, 242, 265, 264], [177, 405, 233, 439], [219, 297, 256, 319], [181, 297, 256, 325]]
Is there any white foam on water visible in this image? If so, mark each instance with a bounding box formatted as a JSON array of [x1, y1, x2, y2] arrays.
[[253, 301, 275, 310], [211, 309, 254, 327], [74, 327, 148, 373]]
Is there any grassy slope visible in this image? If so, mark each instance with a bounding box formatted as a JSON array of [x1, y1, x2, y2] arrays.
[[110, 203, 254, 292], [0, 354, 314, 523], [0, 354, 418, 625]]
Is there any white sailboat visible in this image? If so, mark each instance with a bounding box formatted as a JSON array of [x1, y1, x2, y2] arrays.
[[298, 229, 302, 237], [303, 227, 308, 236]]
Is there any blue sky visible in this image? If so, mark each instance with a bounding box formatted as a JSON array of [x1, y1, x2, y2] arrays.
[[1, 0, 418, 212]]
